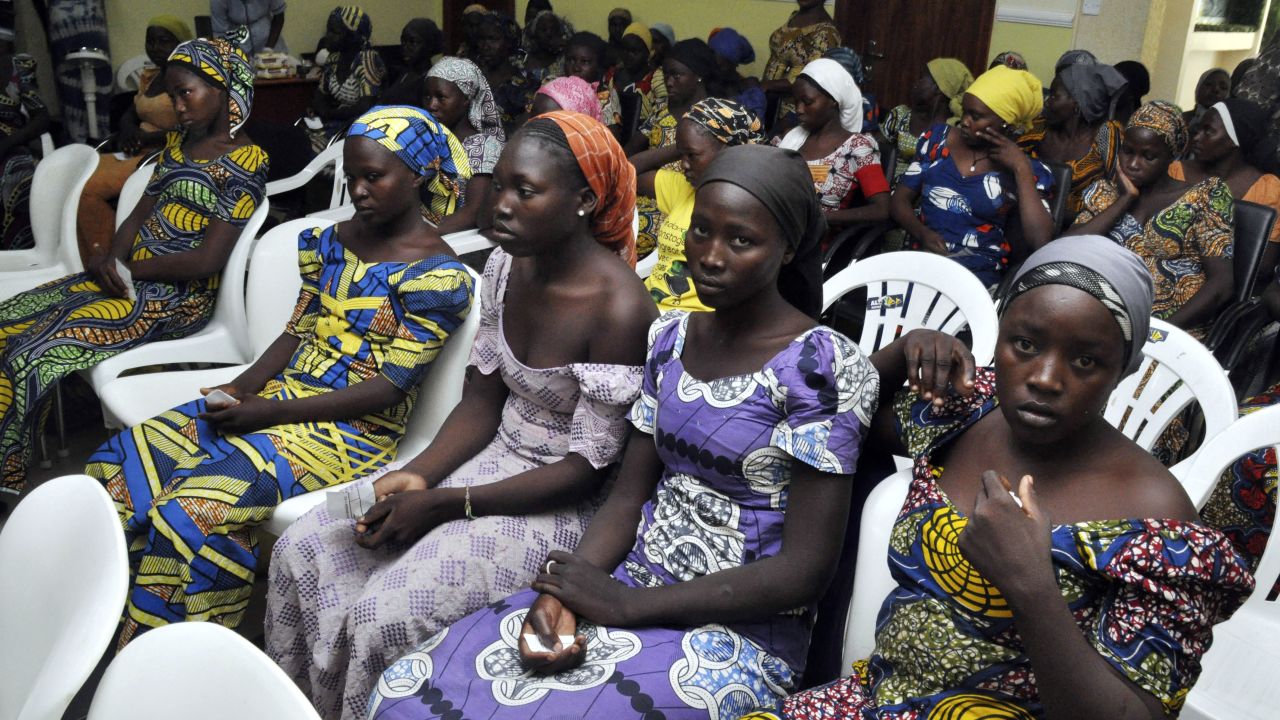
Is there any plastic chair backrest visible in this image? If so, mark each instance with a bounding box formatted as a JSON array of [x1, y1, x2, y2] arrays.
[[841, 468, 911, 670], [0, 475, 128, 720], [86, 622, 321, 720], [1046, 161, 1073, 230], [1173, 402, 1280, 511], [822, 251, 1000, 365], [210, 201, 271, 360], [115, 158, 157, 231], [881, 144, 898, 186], [618, 90, 642, 146], [115, 54, 149, 93], [636, 249, 658, 279], [27, 144, 98, 270], [244, 218, 335, 356], [1104, 317, 1237, 456], [266, 139, 348, 208], [1230, 200, 1276, 303], [398, 264, 484, 457]]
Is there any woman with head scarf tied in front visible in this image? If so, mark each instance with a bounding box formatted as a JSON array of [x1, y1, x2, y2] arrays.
[[751, 235, 1253, 720], [377, 19, 443, 106], [891, 65, 1056, 288], [631, 97, 764, 312], [1017, 61, 1128, 219], [87, 104, 471, 649], [267, 110, 654, 720], [530, 74, 604, 120], [774, 57, 890, 232], [710, 27, 768, 121], [423, 56, 506, 233], [0, 32, 269, 497], [762, 0, 842, 123], [880, 58, 973, 181], [1068, 100, 1234, 338], [518, 10, 572, 85], [472, 12, 539, 133], [75, 15, 191, 261], [364, 142, 877, 720], [1171, 97, 1280, 285], [308, 6, 387, 152], [1184, 67, 1232, 131], [612, 22, 660, 120]]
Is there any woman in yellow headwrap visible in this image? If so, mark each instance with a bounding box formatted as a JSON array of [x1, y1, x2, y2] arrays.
[[889, 65, 1056, 288], [879, 57, 973, 180], [75, 16, 193, 263]]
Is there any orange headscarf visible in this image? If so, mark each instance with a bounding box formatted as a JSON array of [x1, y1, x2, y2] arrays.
[[540, 111, 637, 267]]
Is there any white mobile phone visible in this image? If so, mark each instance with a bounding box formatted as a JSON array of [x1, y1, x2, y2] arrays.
[[523, 633, 576, 654], [204, 388, 240, 409]]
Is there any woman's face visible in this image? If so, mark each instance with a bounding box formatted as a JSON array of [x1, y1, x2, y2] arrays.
[[488, 134, 595, 256], [565, 44, 602, 83], [620, 35, 649, 74], [145, 27, 180, 67], [1119, 126, 1174, 188], [994, 285, 1126, 447], [400, 27, 430, 66], [533, 15, 566, 55], [343, 135, 424, 223], [529, 92, 561, 117], [685, 181, 792, 310], [1196, 71, 1230, 109], [423, 77, 470, 129], [909, 70, 942, 109], [676, 119, 724, 186], [793, 76, 838, 132], [325, 17, 358, 51], [1043, 76, 1079, 127], [1190, 108, 1236, 163], [958, 93, 1007, 147], [476, 23, 508, 66], [663, 58, 700, 104], [164, 66, 224, 130], [650, 31, 670, 64]]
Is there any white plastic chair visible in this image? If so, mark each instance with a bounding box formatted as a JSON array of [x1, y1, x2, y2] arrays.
[[114, 158, 157, 230], [266, 139, 348, 208], [86, 622, 321, 720], [1104, 318, 1237, 459], [85, 200, 271, 403], [0, 144, 98, 279], [1173, 404, 1280, 719], [840, 468, 910, 672], [822, 251, 1000, 365], [0, 474, 129, 720], [114, 54, 149, 93], [635, 249, 658, 279]]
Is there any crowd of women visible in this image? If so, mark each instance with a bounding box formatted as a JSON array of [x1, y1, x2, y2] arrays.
[[1, 1, 1278, 718]]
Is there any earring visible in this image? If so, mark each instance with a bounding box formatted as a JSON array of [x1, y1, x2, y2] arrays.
[[577, 209, 586, 217]]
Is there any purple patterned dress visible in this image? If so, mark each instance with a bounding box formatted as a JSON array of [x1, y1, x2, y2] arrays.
[[365, 310, 880, 720], [266, 248, 643, 720]]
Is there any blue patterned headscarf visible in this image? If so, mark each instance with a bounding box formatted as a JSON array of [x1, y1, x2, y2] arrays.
[[167, 28, 254, 137], [347, 105, 473, 223]]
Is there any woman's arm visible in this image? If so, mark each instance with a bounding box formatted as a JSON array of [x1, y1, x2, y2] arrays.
[[623, 130, 651, 156], [202, 371, 407, 433], [267, 11, 285, 50], [629, 144, 680, 175], [437, 175, 492, 234], [219, 332, 302, 395], [961, 472, 1167, 720], [866, 329, 976, 457], [1165, 255, 1233, 330], [1064, 173, 1137, 237], [536, 460, 853, 627], [126, 217, 243, 282], [890, 184, 947, 255], [826, 190, 890, 226], [984, 128, 1053, 252], [86, 193, 160, 297]]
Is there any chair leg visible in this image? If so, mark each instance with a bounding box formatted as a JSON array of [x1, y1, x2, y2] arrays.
[[54, 383, 69, 459]]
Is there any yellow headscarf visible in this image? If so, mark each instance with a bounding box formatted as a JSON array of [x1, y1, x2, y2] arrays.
[[966, 65, 1043, 131], [623, 22, 652, 53], [926, 58, 974, 122], [147, 15, 194, 43]]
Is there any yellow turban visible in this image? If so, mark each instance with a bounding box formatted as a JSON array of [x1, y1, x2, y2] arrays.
[[966, 65, 1043, 131], [926, 58, 974, 122], [623, 22, 652, 52]]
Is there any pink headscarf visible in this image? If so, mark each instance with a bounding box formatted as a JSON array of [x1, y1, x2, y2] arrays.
[[535, 76, 603, 122]]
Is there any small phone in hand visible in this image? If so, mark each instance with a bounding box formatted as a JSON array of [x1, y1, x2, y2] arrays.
[[204, 388, 240, 410], [523, 634, 576, 654]]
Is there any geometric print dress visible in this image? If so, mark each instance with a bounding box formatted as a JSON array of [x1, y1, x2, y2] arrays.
[[84, 223, 474, 647], [0, 132, 268, 494], [760, 369, 1255, 720], [364, 310, 879, 720]]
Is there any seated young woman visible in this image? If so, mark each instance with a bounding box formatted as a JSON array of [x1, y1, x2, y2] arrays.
[[77, 15, 190, 262], [891, 65, 1056, 289], [0, 34, 268, 498], [423, 56, 505, 233], [879, 58, 973, 181], [1017, 62, 1128, 220], [266, 111, 655, 720], [560, 31, 622, 132], [1170, 98, 1280, 287], [775, 57, 890, 231], [377, 19, 443, 106], [528, 75, 605, 121], [306, 6, 386, 153], [631, 97, 764, 312], [753, 235, 1254, 720], [1068, 101, 1233, 338], [84, 105, 474, 648], [362, 144, 878, 720]]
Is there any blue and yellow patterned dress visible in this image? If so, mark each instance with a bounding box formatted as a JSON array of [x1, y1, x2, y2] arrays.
[[85, 223, 474, 646], [0, 131, 268, 494], [758, 368, 1255, 720]]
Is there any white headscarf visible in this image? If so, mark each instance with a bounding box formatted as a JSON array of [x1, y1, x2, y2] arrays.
[[777, 58, 863, 150]]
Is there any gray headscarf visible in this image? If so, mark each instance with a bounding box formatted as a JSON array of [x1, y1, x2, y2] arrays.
[[697, 145, 827, 319], [1002, 235, 1154, 376], [1059, 63, 1128, 124], [1055, 49, 1097, 75], [651, 23, 675, 46], [427, 56, 506, 143]]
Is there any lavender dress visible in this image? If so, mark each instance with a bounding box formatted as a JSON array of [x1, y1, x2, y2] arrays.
[[365, 311, 880, 720], [266, 248, 643, 720]]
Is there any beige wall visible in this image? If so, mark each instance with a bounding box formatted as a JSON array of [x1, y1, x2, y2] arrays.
[[1074, 0, 1152, 64]]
